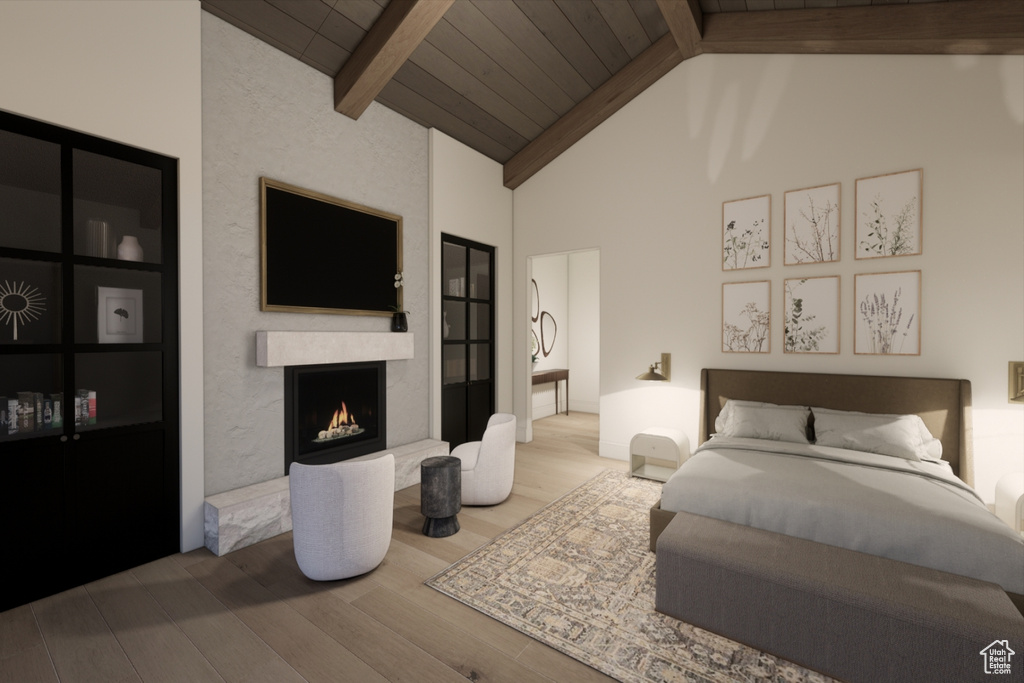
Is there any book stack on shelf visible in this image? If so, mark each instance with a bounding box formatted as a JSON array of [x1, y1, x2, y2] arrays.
[[75, 389, 97, 427], [0, 390, 95, 436]]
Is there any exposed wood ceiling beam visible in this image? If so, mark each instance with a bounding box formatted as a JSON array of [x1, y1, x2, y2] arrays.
[[656, 0, 703, 58], [700, 0, 1024, 55], [503, 33, 685, 190], [334, 0, 455, 119]]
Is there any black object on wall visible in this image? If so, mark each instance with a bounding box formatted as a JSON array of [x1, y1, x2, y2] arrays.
[[260, 177, 402, 317]]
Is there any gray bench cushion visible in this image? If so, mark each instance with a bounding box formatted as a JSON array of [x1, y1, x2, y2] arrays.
[[656, 510, 1024, 683]]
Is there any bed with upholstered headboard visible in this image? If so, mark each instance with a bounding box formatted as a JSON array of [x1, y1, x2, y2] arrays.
[[650, 368, 1023, 606], [651, 369, 1024, 679], [697, 368, 973, 485]]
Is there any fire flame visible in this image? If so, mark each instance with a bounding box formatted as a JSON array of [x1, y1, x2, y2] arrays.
[[327, 402, 354, 430]]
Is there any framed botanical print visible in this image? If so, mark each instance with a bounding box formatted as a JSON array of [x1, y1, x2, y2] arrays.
[[784, 276, 839, 354], [722, 280, 770, 353], [722, 195, 770, 271], [784, 183, 840, 265], [855, 169, 922, 259], [854, 270, 921, 355], [97, 286, 143, 343]]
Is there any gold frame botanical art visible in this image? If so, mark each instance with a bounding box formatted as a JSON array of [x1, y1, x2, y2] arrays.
[[855, 169, 923, 260], [783, 276, 840, 354], [722, 195, 770, 271], [854, 270, 921, 356], [784, 182, 840, 265], [722, 280, 770, 354]]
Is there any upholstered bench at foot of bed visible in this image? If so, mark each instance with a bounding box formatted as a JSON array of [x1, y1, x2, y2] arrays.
[[655, 510, 1024, 683]]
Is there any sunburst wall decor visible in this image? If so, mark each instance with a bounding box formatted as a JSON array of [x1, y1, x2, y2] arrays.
[[0, 280, 46, 341]]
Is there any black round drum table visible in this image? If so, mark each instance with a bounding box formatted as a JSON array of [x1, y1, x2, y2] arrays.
[[420, 455, 461, 537]]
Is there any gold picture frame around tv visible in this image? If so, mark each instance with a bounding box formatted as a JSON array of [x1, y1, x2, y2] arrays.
[[260, 177, 402, 316]]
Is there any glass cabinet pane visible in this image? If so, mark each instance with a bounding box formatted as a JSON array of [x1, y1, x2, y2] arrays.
[[469, 248, 490, 300], [0, 257, 62, 345], [0, 354, 63, 440], [75, 351, 162, 430], [73, 150, 162, 264], [0, 129, 62, 253], [442, 242, 466, 296], [469, 303, 489, 341], [74, 266, 161, 344], [469, 343, 490, 382], [443, 345, 466, 385], [443, 301, 465, 340]]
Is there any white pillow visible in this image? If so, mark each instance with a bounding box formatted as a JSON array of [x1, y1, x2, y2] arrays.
[[715, 399, 808, 434], [811, 407, 941, 462], [719, 403, 811, 444]]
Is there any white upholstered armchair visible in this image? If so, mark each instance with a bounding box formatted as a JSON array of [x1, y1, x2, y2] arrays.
[[455, 413, 517, 506], [289, 453, 394, 581]]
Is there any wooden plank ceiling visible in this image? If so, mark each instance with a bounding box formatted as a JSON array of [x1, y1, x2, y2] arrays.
[[201, 0, 1024, 189]]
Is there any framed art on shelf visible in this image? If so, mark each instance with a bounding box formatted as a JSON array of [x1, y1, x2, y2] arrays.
[[0, 257, 59, 344], [854, 270, 920, 356], [722, 195, 770, 271], [784, 276, 839, 354], [855, 169, 922, 259], [97, 286, 143, 343], [722, 280, 770, 353], [784, 183, 840, 265]]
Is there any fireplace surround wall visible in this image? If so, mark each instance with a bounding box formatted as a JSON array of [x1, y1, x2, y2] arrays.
[[202, 329, 444, 557]]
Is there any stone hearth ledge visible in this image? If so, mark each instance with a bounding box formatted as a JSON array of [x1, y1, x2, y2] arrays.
[[204, 438, 448, 556]]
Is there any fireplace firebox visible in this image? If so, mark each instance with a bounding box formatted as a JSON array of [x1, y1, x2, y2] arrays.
[[284, 361, 386, 472]]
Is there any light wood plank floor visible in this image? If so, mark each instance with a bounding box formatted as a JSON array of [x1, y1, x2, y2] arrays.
[[1, 413, 628, 683]]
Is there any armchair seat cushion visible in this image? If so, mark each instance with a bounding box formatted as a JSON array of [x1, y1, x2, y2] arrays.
[[453, 441, 481, 470]]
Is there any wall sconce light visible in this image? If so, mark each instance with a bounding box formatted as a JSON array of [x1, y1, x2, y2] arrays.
[[1010, 362, 1024, 403], [637, 353, 671, 382]]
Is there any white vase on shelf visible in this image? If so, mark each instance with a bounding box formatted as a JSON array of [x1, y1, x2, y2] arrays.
[[117, 235, 143, 261]]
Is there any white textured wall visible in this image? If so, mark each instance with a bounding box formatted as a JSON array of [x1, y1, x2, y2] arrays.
[[513, 53, 1024, 503], [0, 0, 205, 550], [428, 130, 514, 437], [203, 14, 429, 496], [568, 250, 600, 414]]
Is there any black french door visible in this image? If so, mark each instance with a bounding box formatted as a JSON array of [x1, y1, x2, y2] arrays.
[[441, 234, 495, 449]]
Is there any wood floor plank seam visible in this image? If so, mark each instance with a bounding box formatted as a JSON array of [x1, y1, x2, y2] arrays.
[[348, 584, 554, 683], [24, 604, 60, 682], [131, 557, 308, 683], [128, 567, 240, 682]]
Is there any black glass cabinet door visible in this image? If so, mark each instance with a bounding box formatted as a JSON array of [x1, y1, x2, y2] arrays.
[[441, 234, 495, 449]]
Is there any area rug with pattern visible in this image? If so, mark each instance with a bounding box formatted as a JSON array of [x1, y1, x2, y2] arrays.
[[426, 469, 834, 683]]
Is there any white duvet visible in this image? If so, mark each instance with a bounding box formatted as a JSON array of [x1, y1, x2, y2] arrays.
[[661, 436, 1024, 595]]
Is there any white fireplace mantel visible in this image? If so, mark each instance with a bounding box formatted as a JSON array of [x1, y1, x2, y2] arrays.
[[255, 330, 414, 367]]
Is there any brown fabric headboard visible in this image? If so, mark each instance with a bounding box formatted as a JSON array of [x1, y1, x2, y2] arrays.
[[699, 369, 974, 486]]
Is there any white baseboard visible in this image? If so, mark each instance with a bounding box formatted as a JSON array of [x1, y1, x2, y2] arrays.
[[569, 400, 599, 414], [599, 440, 629, 461]]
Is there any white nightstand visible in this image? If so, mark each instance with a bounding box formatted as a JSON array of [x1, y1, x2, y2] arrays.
[[630, 427, 690, 482], [995, 471, 1024, 536]]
